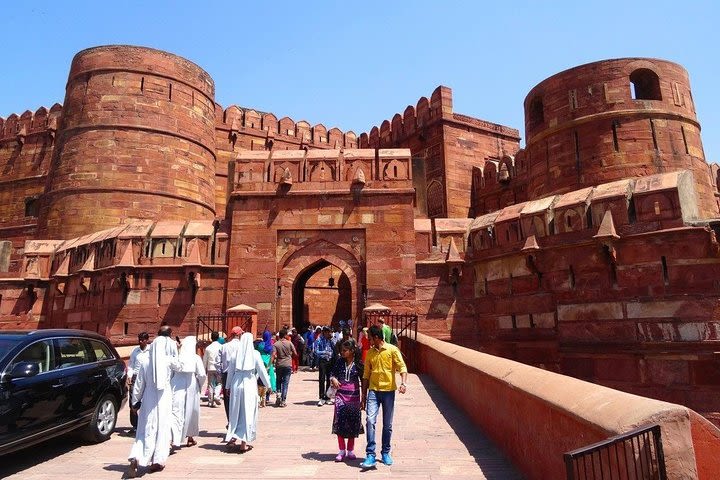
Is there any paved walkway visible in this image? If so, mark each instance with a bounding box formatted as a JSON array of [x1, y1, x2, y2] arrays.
[[0, 370, 523, 479]]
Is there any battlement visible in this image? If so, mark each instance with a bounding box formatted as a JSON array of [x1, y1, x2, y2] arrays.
[[0, 104, 62, 142], [358, 86, 520, 148], [216, 104, 358, 149]]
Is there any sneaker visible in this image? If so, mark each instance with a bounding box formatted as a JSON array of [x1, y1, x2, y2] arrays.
[[280, 402, 287, 408], [346, 451, 356, 460], [325, 399, 335, 405], [360, 454, 377, 469], [215, 398, 222, 405], [335, 450, 346, 462], [317, 400, 324, 407], [381, 453, 393, 466]]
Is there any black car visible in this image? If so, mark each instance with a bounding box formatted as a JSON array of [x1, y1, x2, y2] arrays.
[[0, 329, 127, 455]]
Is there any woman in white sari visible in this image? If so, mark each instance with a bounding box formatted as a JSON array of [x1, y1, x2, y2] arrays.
[[171, 336, 206, 448], [224, 332, 271, 452]]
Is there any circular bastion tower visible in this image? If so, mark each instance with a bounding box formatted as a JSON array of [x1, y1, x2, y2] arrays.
[[39, 45, 217, 239], [522, 58, 717, 218]]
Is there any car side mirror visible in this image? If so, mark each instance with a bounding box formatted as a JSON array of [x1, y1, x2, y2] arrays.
[[9, 362, 40, 379]]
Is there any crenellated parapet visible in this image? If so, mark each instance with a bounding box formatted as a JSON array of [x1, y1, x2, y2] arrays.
[[216, 104, 358, 149], [358, 86, 520, 148], [0, 104, 62, 144]]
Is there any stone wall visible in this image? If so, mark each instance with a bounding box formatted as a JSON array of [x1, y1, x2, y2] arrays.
[[409, 331, 720, 480]]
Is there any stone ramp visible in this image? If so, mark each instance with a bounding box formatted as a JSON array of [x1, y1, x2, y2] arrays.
[[0, 370, 523, 479]]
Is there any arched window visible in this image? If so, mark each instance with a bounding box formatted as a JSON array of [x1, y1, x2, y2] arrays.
[[630, 69, 662, 100], [426, 180, 444, 218], [528, 96, 544, 127]]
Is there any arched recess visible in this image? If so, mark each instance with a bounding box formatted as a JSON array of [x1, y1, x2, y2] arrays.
[[278, 240, 363, 329]]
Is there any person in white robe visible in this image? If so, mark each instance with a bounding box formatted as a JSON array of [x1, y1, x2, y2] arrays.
[[170, 336, 206, 448], [127, 327, 180, 477], [224, 332, 271, 452]]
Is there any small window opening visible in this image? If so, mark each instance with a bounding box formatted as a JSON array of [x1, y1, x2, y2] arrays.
[[124, 322, 129, 336], [650, 119, 659, 151], [140, 76, 144, 93], [612, 120, 620, 152], [168, 82, 173, 100], [630, 69, 662, 100], [566, 214, 572, 228], [393, 165, 398, 177], [681, 125, 689, 154], [188, 273, 198, 305], [511, 314, 517, 329], [574, 131, 581, 179], [628, 200, 637, 224], [661, 256, 669, 285], [157, 283, 162, 305], [569, 89, 578, 110], [161, 242, 166, 255], [24, 197, 39, 217], [529, 96, 544, 127]]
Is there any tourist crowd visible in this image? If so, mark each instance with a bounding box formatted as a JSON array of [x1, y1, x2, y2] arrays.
[[125, 319, 407, 477]]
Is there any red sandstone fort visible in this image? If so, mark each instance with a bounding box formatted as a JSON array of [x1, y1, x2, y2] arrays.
[[1, 45, 719, 421]]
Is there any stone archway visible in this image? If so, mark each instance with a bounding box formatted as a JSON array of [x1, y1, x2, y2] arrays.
[[278, 240, 362, 330]]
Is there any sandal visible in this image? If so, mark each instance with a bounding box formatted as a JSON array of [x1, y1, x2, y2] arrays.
[[187, 438, 197, 447], [127, 459, 138, 478]]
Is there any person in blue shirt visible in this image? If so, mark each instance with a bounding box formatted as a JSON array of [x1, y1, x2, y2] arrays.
[[315, 327, 334, 406]]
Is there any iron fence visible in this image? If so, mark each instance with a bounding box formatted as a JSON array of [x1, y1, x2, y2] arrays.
[[195, 313, 253, 349], [387, 313, 418, 372], [564, 424, 667, 480]]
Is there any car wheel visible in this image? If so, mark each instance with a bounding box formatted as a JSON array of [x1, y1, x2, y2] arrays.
[[84, 394, 117, 443]]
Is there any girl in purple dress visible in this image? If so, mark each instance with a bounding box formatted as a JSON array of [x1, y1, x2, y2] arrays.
[[329, 339, 364, 462]]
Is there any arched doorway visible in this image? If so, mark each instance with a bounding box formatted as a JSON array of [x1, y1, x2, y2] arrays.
[[291, 259, 352, 330], [278, 240, 363, 331]]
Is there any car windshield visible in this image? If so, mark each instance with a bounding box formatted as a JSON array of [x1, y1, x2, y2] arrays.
[[0, 338, 23, 362]]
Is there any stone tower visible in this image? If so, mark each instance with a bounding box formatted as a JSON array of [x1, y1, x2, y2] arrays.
[[522, 58, 716, 218], [39, 45, 218, 239]]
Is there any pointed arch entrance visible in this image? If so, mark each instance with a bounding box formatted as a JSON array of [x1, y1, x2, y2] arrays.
[[278, 240, 362, 331]]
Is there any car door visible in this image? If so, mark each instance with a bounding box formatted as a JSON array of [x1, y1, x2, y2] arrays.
[[53, 337, 97, 424], [0, 339, 64, 449]]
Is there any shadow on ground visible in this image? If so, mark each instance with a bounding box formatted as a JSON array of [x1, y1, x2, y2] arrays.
[[0, 431, 87, 478], [416, 374, 524, 480]]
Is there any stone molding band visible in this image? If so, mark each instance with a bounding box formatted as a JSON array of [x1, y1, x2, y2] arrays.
[[58, 123, 217, 158], [43, 186, 216, 215], [527, 110, 701, 145], [66, 67, 214, 103]]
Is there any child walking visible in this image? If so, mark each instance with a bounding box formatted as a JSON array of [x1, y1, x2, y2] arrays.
[[329, 339, 364, 461]]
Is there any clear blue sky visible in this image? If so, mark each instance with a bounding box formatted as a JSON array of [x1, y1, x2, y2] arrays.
[[1, 1, 718, 161]]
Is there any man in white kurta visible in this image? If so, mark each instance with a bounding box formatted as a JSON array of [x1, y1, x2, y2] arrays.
[[171, 336, 206, 448], [224, 332, 271, 452], [127, 329, 180, 477]]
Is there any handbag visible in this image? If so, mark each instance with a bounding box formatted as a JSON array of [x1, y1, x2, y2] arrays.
[[326, 384, 337, 399]]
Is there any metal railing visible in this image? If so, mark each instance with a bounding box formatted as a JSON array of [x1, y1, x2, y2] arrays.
[[564, 424, 667, 480], [387, 313, 418, 371], [195, 313, 253, 348]]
